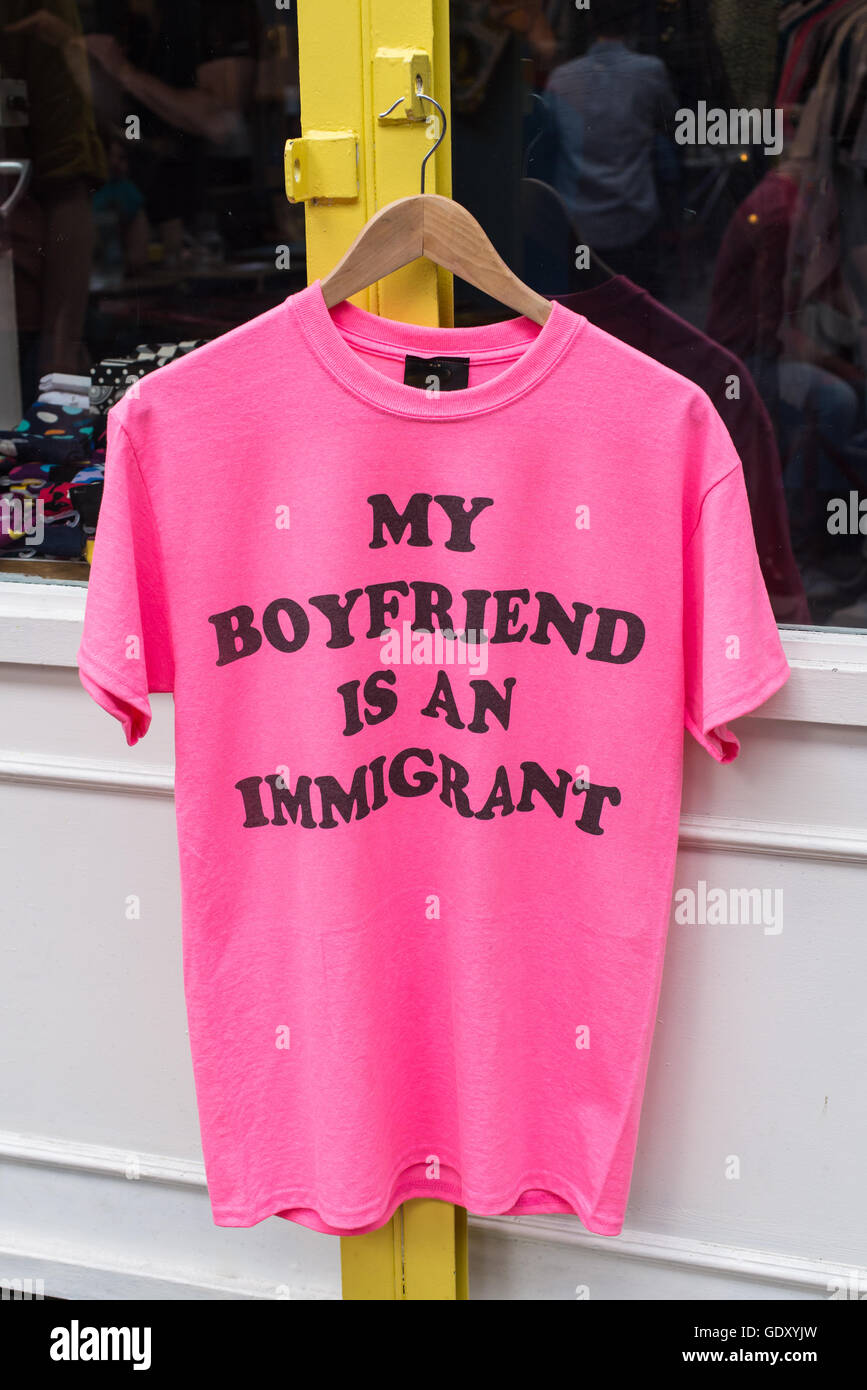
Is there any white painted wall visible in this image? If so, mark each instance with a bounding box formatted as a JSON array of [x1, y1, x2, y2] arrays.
[[1, 584, 865, 1301]]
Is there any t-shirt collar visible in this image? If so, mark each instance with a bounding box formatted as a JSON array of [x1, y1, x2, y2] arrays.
[[289, 279, 584, 420]]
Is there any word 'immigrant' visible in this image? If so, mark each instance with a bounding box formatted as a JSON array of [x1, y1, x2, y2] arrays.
[[236, 750, 621, 836]]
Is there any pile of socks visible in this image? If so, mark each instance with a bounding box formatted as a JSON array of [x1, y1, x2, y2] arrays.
[[1, 342, 208, 564], [0, 376, 101, 560], [90, 340, 208, 415]]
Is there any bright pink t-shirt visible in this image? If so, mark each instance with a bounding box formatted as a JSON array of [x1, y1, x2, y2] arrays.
[[78, 281, 790, 1237]]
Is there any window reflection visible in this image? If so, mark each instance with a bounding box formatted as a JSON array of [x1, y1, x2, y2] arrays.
[[1, 1, 302, 576], [452, 0, 867, 629]]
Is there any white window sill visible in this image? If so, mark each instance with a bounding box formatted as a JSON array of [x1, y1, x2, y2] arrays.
[[2, 579, 867, 727]]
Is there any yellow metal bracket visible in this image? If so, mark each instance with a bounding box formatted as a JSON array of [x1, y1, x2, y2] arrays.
[[374, 48, 432, 121], [285, 131, 359, 203]]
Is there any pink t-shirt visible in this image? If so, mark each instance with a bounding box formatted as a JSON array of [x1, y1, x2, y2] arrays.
[[78, 281, 790, 1237]]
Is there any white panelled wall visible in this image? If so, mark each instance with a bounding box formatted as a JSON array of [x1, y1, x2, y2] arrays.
[[1, 582, 866, 1301]]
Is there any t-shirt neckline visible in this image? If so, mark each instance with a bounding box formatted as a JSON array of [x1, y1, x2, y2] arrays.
[[290, 279, 584, 419]]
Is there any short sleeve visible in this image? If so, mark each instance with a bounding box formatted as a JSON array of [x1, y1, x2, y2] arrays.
[[77, 409, 173, 745], [684, 455, 791, 764]]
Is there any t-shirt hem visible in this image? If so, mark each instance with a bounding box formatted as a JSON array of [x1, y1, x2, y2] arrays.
[[687, 657, 790, 763], [78, 642, 140, 695], [209, 1178, 624, 1239], [77, 643, 152, 745]]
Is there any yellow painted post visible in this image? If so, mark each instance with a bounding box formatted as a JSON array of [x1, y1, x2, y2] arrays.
[[291, 0, 466, 1300], [339, 1200, 468, 1301], [294, 0, 452, 323], [402, 1199, 468, 1301]]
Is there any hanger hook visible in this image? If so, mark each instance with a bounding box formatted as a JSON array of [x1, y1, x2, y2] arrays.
[[377, 80, 448, 195], [417, 86, 447, 194]]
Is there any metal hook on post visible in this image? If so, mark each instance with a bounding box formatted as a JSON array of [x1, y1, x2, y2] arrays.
[[377, 78, 448, 194], [416, 84, 447, 194]]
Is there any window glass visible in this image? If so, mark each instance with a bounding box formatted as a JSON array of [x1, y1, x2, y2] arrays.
[[450, 0, 867, 630], [0, 1, 303, 580]]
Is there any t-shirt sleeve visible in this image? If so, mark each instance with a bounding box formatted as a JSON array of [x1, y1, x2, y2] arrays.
[[683, 431, 791, 764], [77, 408, 173, 745]]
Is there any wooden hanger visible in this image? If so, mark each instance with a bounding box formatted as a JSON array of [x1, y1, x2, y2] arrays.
[[320, 87, 553, 326]]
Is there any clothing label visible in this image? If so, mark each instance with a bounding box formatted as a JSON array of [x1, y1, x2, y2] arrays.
[[404, 355, 470, 392]]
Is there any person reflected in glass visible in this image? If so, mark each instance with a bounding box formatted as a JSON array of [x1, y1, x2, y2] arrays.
[[84, 0, 256, 267], [2, 2, 106, 399], [544, 0, 677, 296], [707, 155, 866, 568]]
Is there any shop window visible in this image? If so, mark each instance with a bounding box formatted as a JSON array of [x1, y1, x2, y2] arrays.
[[0, 0, 303, 581], [450, 0, 867, 630]]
